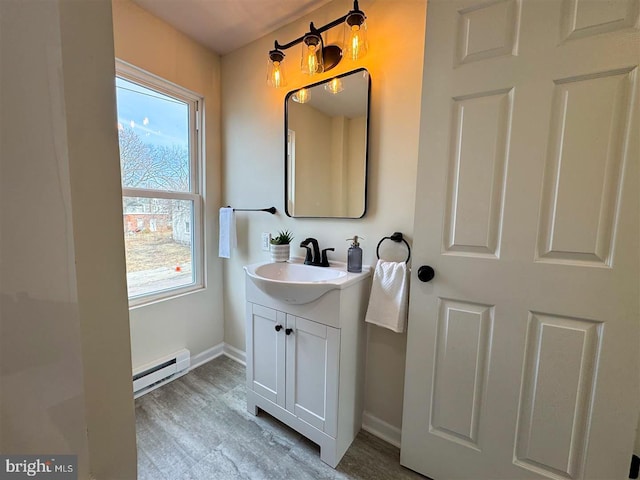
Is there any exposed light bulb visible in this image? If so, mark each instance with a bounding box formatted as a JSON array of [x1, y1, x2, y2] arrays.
[[350, 25, 362, 60], [301, 34, 324, 75], [272, 62, 283, 87], [307, 45, 317, 75], [292, 88, 310, 103], [344, 11, 367, 61], [324, 78, 344, 94], [267, 50, 287, 88]]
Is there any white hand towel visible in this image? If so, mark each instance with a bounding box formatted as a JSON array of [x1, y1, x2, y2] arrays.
[[218, 207, 237, 258], [365, 260, 409, 333]]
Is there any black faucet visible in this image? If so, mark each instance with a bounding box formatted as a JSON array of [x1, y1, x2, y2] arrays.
[[299, 238, 334, 267], [300, 238, 321, 266]]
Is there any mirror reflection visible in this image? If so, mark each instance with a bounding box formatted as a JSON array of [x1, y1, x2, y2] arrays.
[[285, 69, 370, 218]]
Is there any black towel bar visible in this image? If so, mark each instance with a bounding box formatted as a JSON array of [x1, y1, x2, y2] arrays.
[[225, 206, 277, 214], [376, 232, 411, 263]]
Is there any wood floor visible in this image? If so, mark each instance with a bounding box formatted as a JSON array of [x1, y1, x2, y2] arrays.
[[135, 355, 426, 479]]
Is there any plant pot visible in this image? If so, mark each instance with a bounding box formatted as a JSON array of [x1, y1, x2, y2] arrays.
[[270, 244, 290, 263]]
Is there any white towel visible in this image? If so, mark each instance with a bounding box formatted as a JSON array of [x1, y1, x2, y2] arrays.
[[365, 260, 409, 333], [218, 207, 237, 258]]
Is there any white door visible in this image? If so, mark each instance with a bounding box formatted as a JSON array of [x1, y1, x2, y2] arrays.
[[401, 0, 639, 478], [247, 303, 286, 407], [285, 315, 340, 437]]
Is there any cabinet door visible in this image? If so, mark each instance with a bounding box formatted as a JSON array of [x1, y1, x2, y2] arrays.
[[247, 304, 286, 407], [285, 315, 340, 437]]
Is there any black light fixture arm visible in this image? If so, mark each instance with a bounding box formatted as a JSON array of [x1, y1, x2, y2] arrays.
[[272, 0, 364, 53]]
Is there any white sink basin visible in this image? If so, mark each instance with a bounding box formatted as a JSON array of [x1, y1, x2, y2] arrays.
[[244, 258, 370, 305], [254, 262, 347, 282]]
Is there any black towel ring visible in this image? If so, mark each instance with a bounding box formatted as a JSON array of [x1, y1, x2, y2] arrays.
[[376, 232, 411, 264]]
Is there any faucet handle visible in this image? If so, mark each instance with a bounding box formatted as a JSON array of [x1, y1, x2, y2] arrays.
[[320, 248, 335, 267]]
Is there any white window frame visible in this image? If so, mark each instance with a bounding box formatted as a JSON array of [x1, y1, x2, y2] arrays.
[[116, 60, 205, 308]]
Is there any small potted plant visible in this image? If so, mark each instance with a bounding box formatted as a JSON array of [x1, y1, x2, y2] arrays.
[[270, 230, 293, 262]]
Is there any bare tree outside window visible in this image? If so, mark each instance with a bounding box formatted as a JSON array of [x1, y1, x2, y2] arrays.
[[118, 126, 190, 192]]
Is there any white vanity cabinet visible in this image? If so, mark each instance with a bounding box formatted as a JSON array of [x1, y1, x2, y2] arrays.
[[244, 266, 370, 468], [247, 304, 340, 436]]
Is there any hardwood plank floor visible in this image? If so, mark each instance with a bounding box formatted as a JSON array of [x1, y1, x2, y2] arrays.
[[135, 356, 426, 479]]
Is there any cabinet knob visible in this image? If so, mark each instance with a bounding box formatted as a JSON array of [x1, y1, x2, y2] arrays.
[[275, 324, 283, 332], [285, 328, 294, 335]]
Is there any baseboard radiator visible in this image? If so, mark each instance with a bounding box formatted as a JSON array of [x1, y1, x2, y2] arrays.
[[133, 349, 190, 398]]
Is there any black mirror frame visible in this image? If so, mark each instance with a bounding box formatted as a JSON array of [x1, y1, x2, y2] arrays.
[[284, 68, 371, 219]]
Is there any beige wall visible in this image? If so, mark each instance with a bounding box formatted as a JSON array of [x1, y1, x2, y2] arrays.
[[289, 102, 333, 216], [348, 116, 367, 217], [330, 116, 348, 216], [112, 0, 224, 369], [222, 0, 426, 430], [1, 0, 137, 477], [289, 105, 366, 217]]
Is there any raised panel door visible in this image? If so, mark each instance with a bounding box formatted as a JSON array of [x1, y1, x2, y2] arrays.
[[401, 0, 639, 478], [285, 315, 340, 437], [247, 303, 286, 407]]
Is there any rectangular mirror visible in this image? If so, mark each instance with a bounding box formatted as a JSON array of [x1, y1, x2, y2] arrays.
[[285, 69, 370, 218]]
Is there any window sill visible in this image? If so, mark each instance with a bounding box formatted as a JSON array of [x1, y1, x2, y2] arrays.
[[128, 283, 205, 310]]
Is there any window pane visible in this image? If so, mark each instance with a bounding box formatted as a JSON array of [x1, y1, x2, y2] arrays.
[[123, 197, 194, 298], [116, 77, 190, 192]]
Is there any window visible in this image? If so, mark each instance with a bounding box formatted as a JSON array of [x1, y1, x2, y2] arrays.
[[115, 61, 203, 305]]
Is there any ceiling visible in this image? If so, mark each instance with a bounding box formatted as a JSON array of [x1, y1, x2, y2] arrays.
[[303, 70, 369, 118], [132, 0, 334, 55]]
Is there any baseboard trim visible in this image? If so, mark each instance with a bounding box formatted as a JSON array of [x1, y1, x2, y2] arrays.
[[190, 342, 246, 370], [189, 343, 224, 370], [362, 411, 402, 448], [135, 343, 244, 399], [223, 343, 246, 365]]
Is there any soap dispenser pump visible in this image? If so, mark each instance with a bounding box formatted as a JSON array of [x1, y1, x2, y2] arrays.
[[346, 236, 363, 273]]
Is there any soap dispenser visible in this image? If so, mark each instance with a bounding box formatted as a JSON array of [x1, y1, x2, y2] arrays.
[[346, 236, 363, 273]]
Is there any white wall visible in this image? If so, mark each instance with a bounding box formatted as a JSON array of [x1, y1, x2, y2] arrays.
[[222, 0, 427, 430], [112, 0, 224, 369], [1, 0, 137, 477]]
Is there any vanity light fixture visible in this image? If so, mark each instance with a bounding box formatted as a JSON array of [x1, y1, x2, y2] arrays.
[[267, 0, 367, 88], [292, 88, 311, 103]]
